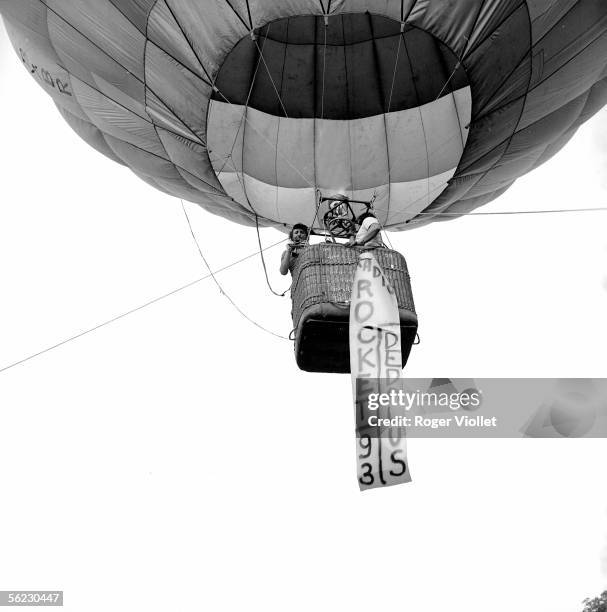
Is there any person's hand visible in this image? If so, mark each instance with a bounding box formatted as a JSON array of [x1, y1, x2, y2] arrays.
[[286, 242, 295, 252], [345, 237, 357, 247]]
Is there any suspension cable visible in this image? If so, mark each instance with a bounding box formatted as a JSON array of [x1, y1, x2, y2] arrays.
[[371, 195, 395, 250], [387, 25, 404, 113], [307, 190, 324, 241], [321, 15, 329, 119], [212, 85, 315, 191], [253, 37, 290, 118], [435, 35, 469, 101]]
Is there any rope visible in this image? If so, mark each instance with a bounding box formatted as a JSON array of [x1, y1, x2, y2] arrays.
[[230, 167, 292, 300], [435, 36, 469, 102], [371, 199, 607, 225], [180, 201, 290, 340], [254, 214, 290, 297], [387, 28, 403, 113], [253, 37, 290, 118], [256, 192, 322, 298], [218, 152, 274, 292], [407, 206, 607, 218], [435, 60, 463, 101], [321, 17, 328, 119], [0, 237, 288, 375], [9, 199, 599, 374], [306, 190, 324, 242], [371, 199, 395, 250], [217, 133, 306, 301], [212, 78, 315, 191]]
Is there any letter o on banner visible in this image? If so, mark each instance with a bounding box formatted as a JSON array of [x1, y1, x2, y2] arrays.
[[354, 301, 374, 324]]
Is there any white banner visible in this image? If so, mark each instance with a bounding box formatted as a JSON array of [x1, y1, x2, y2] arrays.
[[350, 251, 412, 490]]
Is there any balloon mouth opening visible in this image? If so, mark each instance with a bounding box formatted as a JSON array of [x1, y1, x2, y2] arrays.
[[207, 12, 471, 228], [210, 13, 470, 121]]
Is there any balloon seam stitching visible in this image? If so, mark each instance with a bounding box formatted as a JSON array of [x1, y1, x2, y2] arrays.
[[38, 0, 207, 143], [221, 0, 251, 31], [463, 0, 525, 59], [450, 0, 535, 213], [158, 0, 215, 84]]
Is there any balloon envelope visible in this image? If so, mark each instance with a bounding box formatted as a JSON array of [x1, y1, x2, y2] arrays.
[[2, 0, 607, 231]]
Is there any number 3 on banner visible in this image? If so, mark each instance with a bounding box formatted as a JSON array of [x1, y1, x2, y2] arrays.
[[357, 436, 410, 489]]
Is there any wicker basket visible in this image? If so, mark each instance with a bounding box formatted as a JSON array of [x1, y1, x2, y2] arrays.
[[290, 244, 417, 373]]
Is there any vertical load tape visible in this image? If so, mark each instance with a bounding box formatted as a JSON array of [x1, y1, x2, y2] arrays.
[[350, 252, 412, 490]]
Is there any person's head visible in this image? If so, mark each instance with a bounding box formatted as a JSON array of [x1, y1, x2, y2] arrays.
[[332, 202, 349, 218], [328, 194, 349, 217], [289, 223, 309, 243]]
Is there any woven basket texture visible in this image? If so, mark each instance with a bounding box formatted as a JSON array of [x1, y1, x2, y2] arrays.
[[291, 245, 415, 328]]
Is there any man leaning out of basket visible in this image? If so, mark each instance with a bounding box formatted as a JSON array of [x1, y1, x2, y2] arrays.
[[280, 223, 309, 275], [346, 211, 384, 248]]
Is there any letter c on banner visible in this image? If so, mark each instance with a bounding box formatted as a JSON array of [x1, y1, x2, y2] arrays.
[[358, 326, 376, 344]]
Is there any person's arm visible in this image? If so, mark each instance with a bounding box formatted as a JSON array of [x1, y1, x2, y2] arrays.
[[350, 218, 381, 246], [357, 222, 381, 245], [279, 245, 293, 275]]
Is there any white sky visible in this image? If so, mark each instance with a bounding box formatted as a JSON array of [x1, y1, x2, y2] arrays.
[[0, 18, 606, 612]]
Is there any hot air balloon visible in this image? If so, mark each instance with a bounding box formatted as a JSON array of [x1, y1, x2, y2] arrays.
[[2, 0, 607, 371]]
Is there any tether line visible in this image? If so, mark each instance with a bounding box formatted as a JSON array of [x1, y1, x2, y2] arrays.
[[0, 236, 288, 375], [409, 206, 607, 217]]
